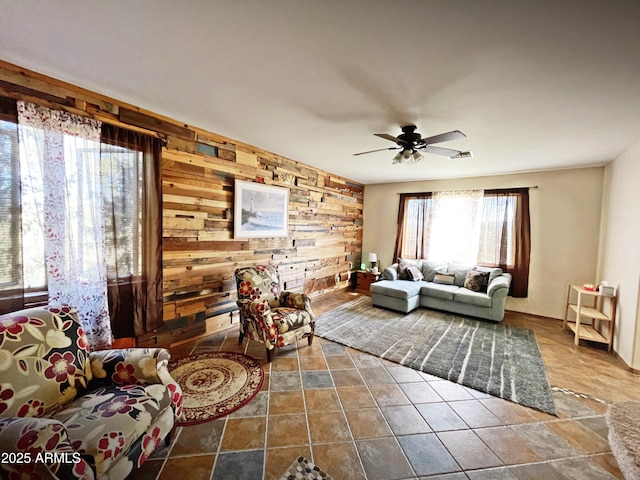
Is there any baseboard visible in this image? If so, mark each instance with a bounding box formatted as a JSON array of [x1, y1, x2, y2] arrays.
[[613, 350, 640, 374]]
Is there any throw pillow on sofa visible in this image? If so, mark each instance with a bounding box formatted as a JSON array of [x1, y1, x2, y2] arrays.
[[398, 258, 415, 280], [433, 272, 456, 285], [464, 269, 490, 292], [406, 266, 424, 282]]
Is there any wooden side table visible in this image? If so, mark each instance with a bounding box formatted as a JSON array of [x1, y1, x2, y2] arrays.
[[353, 270, 380, 292], [563, 284, 617, 351]]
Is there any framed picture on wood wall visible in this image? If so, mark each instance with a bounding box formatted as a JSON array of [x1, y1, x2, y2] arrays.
[[234, 179, 290, 238]]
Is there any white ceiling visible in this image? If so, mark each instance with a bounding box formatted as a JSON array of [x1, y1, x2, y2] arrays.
[[1, 0, 639, 184]]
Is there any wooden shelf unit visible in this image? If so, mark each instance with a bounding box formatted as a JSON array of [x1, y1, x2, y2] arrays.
[[563, 284, 617, 351]]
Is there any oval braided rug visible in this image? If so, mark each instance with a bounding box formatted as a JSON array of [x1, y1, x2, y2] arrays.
[[168, 351, 264, 425]]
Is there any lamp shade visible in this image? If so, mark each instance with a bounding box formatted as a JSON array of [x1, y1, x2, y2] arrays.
[[368, 252, 378, 262]]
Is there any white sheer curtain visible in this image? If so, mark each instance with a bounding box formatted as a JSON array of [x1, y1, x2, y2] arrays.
[[425, 190, 484, 264], [17, 101, 112, 349]]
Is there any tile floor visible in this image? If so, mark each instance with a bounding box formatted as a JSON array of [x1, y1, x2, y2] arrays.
[[130, 292, 634, 480]]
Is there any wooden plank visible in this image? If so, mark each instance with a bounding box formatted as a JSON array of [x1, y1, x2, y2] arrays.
[[167, 136, 196, 153], [236, 149, 258, 167], [120, 107, 195, 141], [163, 239, 248, 251]]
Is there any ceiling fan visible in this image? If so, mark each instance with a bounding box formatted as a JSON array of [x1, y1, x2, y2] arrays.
[[353, 125, 473, 164]]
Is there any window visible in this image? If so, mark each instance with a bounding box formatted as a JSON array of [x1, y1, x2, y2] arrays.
[[0, 118, 25, 310], [0, 99, 163, 341], [395, 188, 531, 297]]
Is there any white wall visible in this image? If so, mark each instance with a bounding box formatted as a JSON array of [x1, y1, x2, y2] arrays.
[[363, 167, 605, 320], [600, 141, 640, 369]]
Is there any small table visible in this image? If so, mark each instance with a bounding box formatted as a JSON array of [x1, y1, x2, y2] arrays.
[[563, 284, 617, 351], [353, 270, 380, 292]]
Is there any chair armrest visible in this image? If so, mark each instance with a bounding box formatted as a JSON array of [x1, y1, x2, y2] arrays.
[[279, 291, 315, 321], [237, 299, 279, 342], [89, 348, 183, 417], [487, 273, 512, 297], [383, 264, 399, 281], [236, 298, 253, 321], [0, 417, 94, 479], [89, 348, 168, 385]]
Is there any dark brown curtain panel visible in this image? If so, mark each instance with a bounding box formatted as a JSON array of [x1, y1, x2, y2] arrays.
[[394, 193, 433, 261], [482, 188, 531, 297], [101, 125, 163, 337], [510, 189, 531, 297]]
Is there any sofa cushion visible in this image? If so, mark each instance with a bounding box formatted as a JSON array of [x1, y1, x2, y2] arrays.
[[0, 305, 92, 418], [52, 383, 173, 476], [454, 288, 492, 307], [370, 280, 423, 300], [421, 282, 459, 300], [421, 261, 447, 282], [447, 264, 474, 287], [272, 307, 313, 334]]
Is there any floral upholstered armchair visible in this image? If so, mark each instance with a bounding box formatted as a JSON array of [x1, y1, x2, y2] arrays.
[[234, 265, 315, 361], [0, 305, 183, 480]]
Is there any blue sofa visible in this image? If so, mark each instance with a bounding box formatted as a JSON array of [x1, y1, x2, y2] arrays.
[[370, 261, 512, 322]]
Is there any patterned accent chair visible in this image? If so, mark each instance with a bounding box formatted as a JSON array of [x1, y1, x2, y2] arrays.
[[0, 305, 183, 480], [234, 265, 315, 362]]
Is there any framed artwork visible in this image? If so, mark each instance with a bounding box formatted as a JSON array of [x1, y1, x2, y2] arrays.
[[234, 179, 289, 238]]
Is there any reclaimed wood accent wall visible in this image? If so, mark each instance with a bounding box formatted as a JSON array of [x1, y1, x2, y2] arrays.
[[0, 61, 364, 346]]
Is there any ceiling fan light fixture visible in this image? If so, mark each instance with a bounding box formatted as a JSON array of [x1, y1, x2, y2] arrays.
[[392, 151, 404, 164], [412, 150, 424, 163]]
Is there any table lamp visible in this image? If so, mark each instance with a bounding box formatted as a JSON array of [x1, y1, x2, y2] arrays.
[[368, 252, 378, 273]]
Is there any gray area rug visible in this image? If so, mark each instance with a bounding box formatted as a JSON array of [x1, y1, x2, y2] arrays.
[[316, 297, 556, 415]]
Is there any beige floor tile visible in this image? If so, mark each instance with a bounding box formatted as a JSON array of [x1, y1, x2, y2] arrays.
[[269, 390, 305, 415], [368, 383, 412, 406], [271, 356, 300, 372], [158, 455, 216, 480], [474, 426, 540, 465], [299, 354, 328, 371], [325, 354, 356, 370], [267, 413, 309, 448], [337, 386, 377, 410], [313, 441, 366, 480], [331, 368, 365, 387], [265, 446, 312, 480], [304, 388, 341, 412], [220, 416, 266, 451], [345, 408, 393, 439], [307, 411, 352, 443]]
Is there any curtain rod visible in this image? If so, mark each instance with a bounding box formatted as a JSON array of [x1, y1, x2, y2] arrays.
[[397, 186, 538, 194]]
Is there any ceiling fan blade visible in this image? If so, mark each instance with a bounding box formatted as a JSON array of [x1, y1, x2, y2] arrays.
[[422, 145, 462, 157], [421, 130, 466, 145], [374, 133, 403, 144], [353, 146, 400, 156]]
